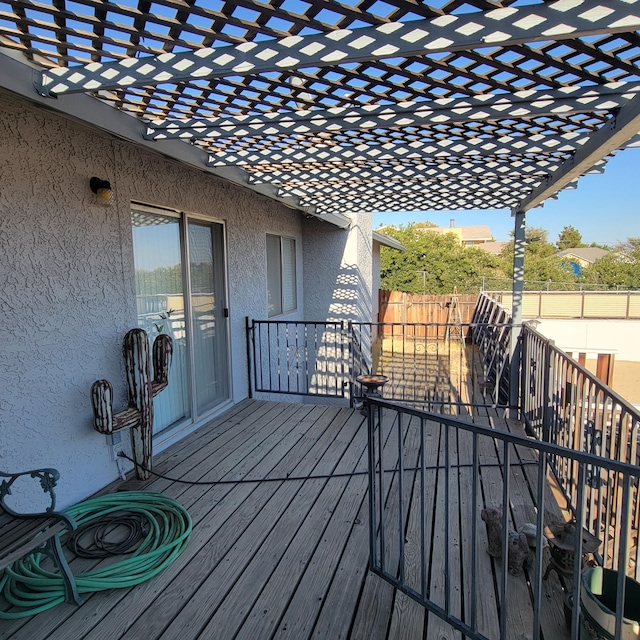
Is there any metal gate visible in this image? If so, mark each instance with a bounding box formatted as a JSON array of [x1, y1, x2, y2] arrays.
[[365, 397, 640, 640]]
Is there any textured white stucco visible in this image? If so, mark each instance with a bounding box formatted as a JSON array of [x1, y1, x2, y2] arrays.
[[533, 319, 640, 360], [0, 91, 314, 507], [372, 241, 381, 322], [303, 212, 373, 323]]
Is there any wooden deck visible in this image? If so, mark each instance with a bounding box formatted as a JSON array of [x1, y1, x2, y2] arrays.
[[1, 400, 571, 640]]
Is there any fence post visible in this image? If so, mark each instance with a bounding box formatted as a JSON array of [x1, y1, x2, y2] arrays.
[[345, 319, 352, 402]]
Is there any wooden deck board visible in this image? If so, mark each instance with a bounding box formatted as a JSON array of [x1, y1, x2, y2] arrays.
[[475, 407, 536, 640], [1, 399, 568, 640]]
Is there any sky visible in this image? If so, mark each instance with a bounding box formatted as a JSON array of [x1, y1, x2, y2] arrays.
[[373, 147, 640, 246]]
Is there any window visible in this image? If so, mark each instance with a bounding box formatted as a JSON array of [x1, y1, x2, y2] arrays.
[[266, 234, 297, 317]]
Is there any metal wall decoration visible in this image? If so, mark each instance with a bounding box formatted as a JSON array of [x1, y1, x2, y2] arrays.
[[91, 329, 173, 481]]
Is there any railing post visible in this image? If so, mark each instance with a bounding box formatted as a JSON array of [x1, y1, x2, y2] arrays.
[[509, 210, 526, 418], [542, 338, 554, 443], [520, 323, 528, 422], [245, 316, 253, 399]]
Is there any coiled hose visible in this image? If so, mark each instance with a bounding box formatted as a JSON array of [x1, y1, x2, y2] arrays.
[[0, 491, 191, 619]]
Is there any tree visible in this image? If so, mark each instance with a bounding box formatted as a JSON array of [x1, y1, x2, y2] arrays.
[[580, 238, 640, 289], [500, 227, 577, 288], [413, 220, 438, 229], [379, 224, 501, 294], [556, 225, 585, 250]]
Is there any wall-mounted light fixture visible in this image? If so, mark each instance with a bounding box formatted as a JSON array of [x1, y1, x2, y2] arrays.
[[89, 177, 113, 206]]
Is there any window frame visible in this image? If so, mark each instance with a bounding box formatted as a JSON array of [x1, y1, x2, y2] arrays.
[[266, 233, 297, 318]]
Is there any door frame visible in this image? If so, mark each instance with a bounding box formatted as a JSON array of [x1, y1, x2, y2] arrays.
[[130, 201, 233, 451]]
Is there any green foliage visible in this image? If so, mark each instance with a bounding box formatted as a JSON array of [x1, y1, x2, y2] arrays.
[[135, 264, 183, 296], [379, 225, 501, 294], [498, 226, 576, 287], [379, 222, 640, 293], [556, 225, 585, 250], [413, 220, 438, 229], [580, 239, 640, 289]]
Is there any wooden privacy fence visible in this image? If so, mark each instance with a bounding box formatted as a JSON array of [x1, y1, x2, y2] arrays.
[[378, 291, 478, 339]]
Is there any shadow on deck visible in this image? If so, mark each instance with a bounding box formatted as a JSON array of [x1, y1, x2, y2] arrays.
[[1, 399, 573, 640]]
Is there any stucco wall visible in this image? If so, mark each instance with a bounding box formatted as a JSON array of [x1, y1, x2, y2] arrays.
[[533, 319, 640, 361], [0, 90, 313, 507], [533, 318, 640, 406], [303, 211, 373, 323], [372, 241, 381, 322]]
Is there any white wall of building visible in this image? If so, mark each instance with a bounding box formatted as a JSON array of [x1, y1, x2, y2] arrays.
[[372, 241, 381, 322], [303, 211, 373, 323], [0, 91, 357, 508], [532, 319, 640, 361]]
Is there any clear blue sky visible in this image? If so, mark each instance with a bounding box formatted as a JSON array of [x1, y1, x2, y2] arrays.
[[373, 148, 640, 246]]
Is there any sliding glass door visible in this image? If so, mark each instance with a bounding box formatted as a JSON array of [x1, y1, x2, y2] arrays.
[[188, 220, 229, 413], [132, 206, 230, 435]]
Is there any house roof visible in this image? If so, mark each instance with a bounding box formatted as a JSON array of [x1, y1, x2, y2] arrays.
[[422, 224, 493, 241], [1, 0, 640, 223], [460, 226, 493, 242], [372, 231, 406, 252], [478, 241, 509, 255], [557, 248, 610, 263]]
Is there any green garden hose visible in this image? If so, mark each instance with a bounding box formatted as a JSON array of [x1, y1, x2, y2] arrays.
[[0, 491, 191, 619]]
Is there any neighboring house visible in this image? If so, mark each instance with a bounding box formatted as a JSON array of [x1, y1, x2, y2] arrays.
[[497, 290, 640, 407], [477, 241, 508, 255], [557, 247, 609, 275], [531, 318, 640, 409], [423, 221, 493, 247], [0, 90, 390, 509]]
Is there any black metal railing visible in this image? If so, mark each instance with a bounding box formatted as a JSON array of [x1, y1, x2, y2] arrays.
[[246, 318, 349, 398], [246, 318, 513, 408], [366, 397, 640, 640], [521, 323, 640, 580], [351, 321, 513, 409]]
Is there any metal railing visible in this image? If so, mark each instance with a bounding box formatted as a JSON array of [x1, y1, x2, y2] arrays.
[[521, 323, 640, 580], [352, 321, 513, 409], [246, 318, 349, 398], [246, 307, 640, 634], [366, 397, 640, 640], [246, 318, 513, 408]]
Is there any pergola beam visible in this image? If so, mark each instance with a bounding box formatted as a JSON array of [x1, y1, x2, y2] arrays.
[[297, 181, 532, 203], [206, 132, 590, 167], [144, 84, 640, 141], [300, 189, 528, 214], [514, 90, 640, 213], [274, 174, 539, 189], [36, 0, 640, 97], [278, 183, 529, 202], [0, 50, 351, 229], [246, 161, 608, 187]]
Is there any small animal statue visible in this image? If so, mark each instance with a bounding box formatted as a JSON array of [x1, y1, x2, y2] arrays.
[[481, 506, 530, 576], [481, 506, 504, 557], [507, 530, 530, 577]]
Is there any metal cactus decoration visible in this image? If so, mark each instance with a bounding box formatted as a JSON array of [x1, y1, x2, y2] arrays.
[[91, 328, 172, 480]]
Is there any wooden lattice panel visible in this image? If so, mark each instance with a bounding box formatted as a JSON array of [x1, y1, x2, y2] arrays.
[[1, 0, 639, 214]]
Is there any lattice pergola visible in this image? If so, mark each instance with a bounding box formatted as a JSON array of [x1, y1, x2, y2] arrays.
[[1, 0, 640, 226]]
